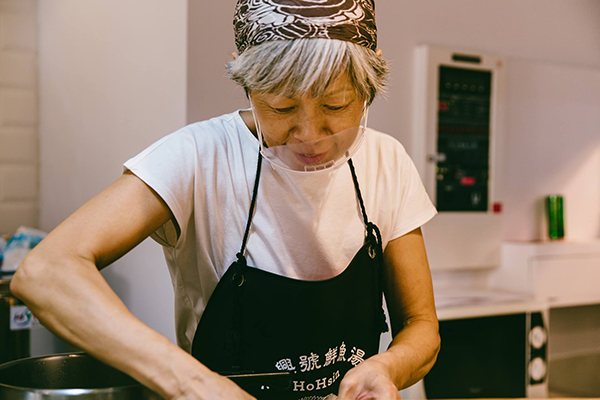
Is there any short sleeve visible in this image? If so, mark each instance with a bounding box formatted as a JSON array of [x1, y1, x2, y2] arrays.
[[389, 146, 438, 240], [123, 126, 198, 248]]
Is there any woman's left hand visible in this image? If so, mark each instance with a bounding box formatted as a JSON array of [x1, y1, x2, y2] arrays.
[[337, 359, 401, 400]]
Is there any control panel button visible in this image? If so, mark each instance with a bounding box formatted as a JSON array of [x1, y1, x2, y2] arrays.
[[529, 326, 547, 349], [529, 357, 547, 382]]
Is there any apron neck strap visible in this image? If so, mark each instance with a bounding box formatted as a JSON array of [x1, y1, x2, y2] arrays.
[[348, 158, 383, 255], [347, 158, 369, 227], [237, 151, 381, 263], [237, 148, 263, 262]]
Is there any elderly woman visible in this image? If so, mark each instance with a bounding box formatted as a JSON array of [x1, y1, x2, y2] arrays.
[[11, 1, 439, 399]]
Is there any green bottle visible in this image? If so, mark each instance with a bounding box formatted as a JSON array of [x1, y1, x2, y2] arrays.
[[545, 195, 564, 240]]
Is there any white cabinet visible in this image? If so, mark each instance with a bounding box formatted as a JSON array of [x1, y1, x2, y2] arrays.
[[493, 240, 600, 397], [493, 241, 600, 307]]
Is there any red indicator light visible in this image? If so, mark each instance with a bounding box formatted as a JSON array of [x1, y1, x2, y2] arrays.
[[493, 202, 503, 213], [438, 101, 449, 111], [460, 177, 476, 186]]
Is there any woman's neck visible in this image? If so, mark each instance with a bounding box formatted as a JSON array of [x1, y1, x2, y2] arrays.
[[240, 109, 258, 138]]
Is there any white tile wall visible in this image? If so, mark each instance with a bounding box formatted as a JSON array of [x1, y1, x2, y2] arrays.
[[1, 14, 37, 50], [0, 164, 37, 200], [0, 0, 37, 235], [0, 52, 36, 87], [0, 129, 36, 162], [0, 89, 37, 125], [0, 200, 36, 229], [0, 0, 35, 14]]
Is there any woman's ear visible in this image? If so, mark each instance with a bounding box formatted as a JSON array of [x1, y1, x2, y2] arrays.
[[376, 49, 383, 58], [232, 52, 238, 60]]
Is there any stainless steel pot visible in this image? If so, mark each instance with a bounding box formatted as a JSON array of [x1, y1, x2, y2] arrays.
[[0, 352, 162, 399]]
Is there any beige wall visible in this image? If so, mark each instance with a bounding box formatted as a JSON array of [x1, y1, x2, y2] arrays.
[[36, 0, 188, 352], [187, 0, 600, 242], [0, 0, 38, 235]]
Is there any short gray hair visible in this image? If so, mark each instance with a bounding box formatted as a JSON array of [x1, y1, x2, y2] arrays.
[[226, 38, 389, 105]]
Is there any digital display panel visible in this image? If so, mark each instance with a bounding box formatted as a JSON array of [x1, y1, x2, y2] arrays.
[[436, 66, 492, 212]]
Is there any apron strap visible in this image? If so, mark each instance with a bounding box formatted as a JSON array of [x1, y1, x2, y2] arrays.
[[238, 153, 381, 257], [226, 148, 263, 370], [347, 158, 369, 227], [237, 148, 263, 262], [348, 158, 389, 334], [234, 151, 388, 336], [230, 149, 262, 288], [239, 153, 383, 261], [348, 158, 383, 258]]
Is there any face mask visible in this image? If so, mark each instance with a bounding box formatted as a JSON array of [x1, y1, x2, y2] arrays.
[[249, 100, 369, 173]]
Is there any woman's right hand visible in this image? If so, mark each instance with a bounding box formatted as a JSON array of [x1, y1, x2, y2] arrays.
[[170, 371, 256, 400]]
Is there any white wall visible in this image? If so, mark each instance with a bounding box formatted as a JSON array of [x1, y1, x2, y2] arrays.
[[187, 0, 248, 123], [187, 0, 600, 243], [0, 0, 38, 235], [504, 61, 600, 241], [37, 0, 188, 353]]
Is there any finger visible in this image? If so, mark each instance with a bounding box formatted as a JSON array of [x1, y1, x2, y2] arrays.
[[380, 385, 402, 400], [348, 385, 399, 400], [337, 377, 361, 400]]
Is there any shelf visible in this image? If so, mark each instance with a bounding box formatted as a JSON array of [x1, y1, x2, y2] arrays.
[[549, 352, 600, 397], [434, 289, 544, 321], [492, 241, 600, 307]]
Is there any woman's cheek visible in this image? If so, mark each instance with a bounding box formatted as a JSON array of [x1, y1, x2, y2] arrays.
[[263, 124, 290, 146]]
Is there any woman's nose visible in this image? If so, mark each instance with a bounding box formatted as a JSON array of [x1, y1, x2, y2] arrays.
[[293, 118, 328, 142]]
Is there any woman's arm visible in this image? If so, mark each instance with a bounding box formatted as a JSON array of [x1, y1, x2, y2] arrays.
[[338, 227, 440, 399], [10, 171, 255, 400], [376, 226, 440, 387]]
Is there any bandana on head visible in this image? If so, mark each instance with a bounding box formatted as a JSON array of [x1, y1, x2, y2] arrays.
[[234, 0, 377, 54]]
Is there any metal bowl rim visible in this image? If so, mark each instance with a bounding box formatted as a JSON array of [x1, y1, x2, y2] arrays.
[[0, 352, 145, 393], [0, 385, 144, 395]]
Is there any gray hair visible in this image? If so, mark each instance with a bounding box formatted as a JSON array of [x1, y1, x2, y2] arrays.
[[226, 38, 389, 105]]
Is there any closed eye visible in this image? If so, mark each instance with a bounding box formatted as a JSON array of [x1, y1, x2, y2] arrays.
[[324, 100, 353, 112], [272, 106, 296, 114]]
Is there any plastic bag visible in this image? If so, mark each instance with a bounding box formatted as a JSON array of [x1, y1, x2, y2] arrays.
[[0, 226, 47, 272], [0, 235, 7, 255]]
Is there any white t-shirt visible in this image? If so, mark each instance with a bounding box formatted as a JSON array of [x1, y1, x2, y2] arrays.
[[123, 110, 437, 352]]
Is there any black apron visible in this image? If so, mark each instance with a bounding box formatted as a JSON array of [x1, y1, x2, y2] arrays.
[[191, 152, 389, 400]]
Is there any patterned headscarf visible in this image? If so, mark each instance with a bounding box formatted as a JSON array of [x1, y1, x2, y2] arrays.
[[234, 0, 377, 54]]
